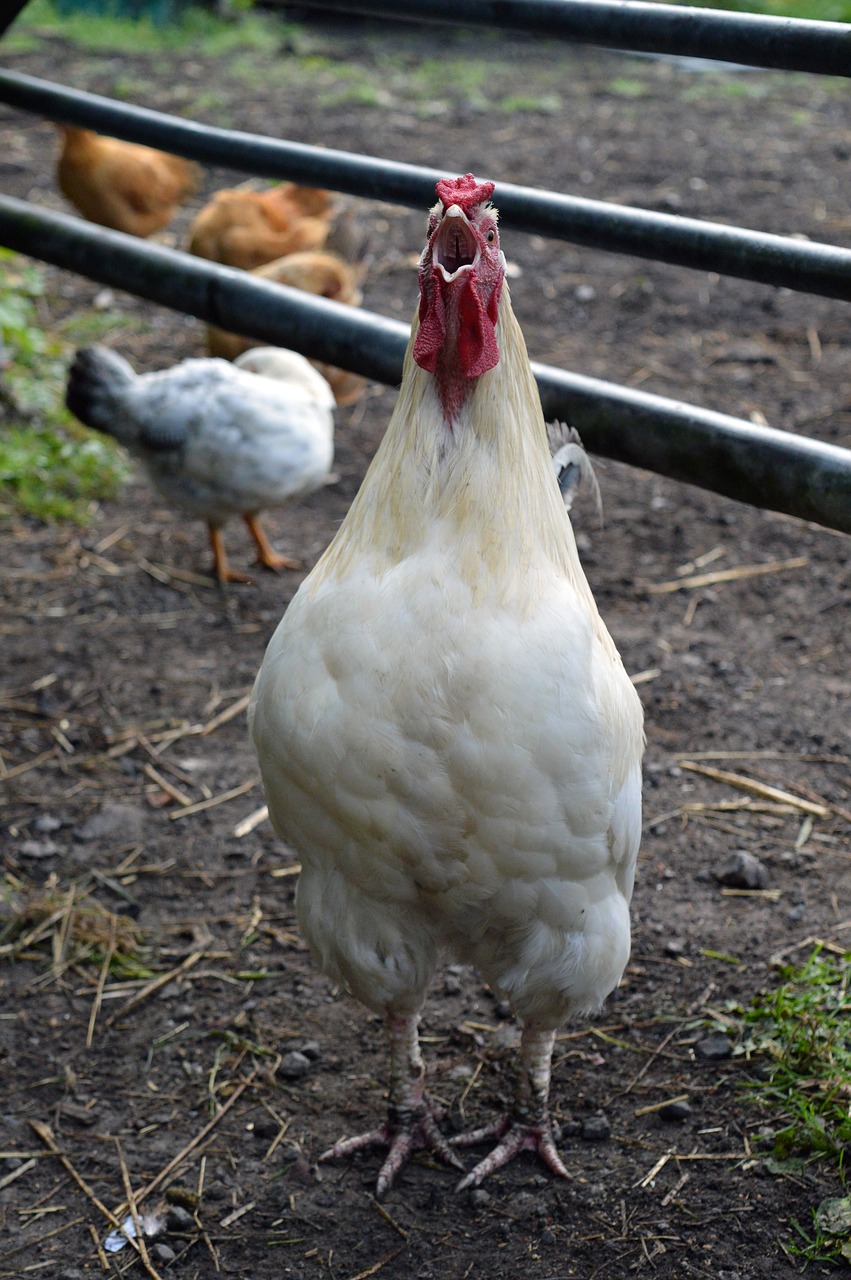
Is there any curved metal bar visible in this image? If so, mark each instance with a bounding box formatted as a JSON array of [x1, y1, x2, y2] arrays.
[[0, 194, 848, 534], [290, 0, 851, 77], [2, 70, 851, 302]]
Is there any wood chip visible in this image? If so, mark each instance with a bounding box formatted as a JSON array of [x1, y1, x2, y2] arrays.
[[0, 747, 58, 783], [637, 1150, 673, 1188], [86, 914, 117, 1048], [680, 760, 831, 817], [720, 888, 782, 900], [167, 779, 257, 821], [219, 1200, 255, 1229], [0, 1157, 36, 1191], [201, 692, 251, 736], [139, 558, 213, 587], [105, 952, 204, 1027], [233, 804, 268, 838], [631, 667, 661, 686], [143, 763, 193, 807], [643, 555, 808, 594], [633, 1095, 690, 1118], [270, 863, 301, 879]]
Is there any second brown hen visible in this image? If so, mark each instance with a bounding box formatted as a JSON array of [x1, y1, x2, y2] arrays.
[[188, 183, 332, 271]]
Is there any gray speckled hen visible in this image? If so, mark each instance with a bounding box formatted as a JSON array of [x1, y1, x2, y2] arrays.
[[65, 345, 335, 581]]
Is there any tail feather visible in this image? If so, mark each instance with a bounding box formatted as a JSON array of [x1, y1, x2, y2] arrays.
[[547, 421, 603, 523], [65, 346, 137, 443]]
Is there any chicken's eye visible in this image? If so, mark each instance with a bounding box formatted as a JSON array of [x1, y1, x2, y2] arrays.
[[486, 229, 496, 243]]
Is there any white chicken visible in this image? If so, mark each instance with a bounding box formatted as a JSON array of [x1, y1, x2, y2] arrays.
[[65, 345, 335, 583], [250, 175, 644, 1195]]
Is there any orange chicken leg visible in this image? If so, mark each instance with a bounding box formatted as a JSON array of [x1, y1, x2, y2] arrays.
[[243, 514, 301, 572], [208, 526, 251, 584]]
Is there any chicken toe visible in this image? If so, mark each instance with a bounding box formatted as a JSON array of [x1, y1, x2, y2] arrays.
[[319, 1014, 465, 1197], [452, 1025, 571, 1191], [243, 514, 302, 572]]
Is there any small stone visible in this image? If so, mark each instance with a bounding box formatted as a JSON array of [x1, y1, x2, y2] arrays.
[[19, 838, 61, 859], [787, 903, 806, 922], [252, 1116, 279, 1140], [714, 850, 769, 890], [443, 974, 462, 995], [278, 1051, 311, 1079], [469, 1187, 491, 1208], [575, 284, 596, 303], [581, 1114, 611, 1142], [165, 1204, 194, 1233], [75, 801, 146, 844], [540, 1227, 557, 1244], [34, 814, 64, 833], [299, 1041, 321, 1061], [151, 1242, 176, 1264], [58, 1271, 86, 1280], [694, 1032, 732, 1061], [507, 1190, 541, 1219], [658, 1100, 692, 1123], [663, 937, 686, 956]]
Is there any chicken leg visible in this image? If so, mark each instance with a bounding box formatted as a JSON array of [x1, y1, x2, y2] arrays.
[[453, 1025, 571, 1191], [319, 1013, 465, 1198], [243, 513, 301, 572], [208, 525, 251, 584]]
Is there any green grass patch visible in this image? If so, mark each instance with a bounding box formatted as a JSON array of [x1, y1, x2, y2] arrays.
[[656, 0, 851, 18], [5, 0, 291, 56], [734, 948, 851, 1267], [0, 250, 129, 524]]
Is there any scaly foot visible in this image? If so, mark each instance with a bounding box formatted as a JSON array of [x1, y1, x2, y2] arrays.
[[321, 1099, 465, 1199], [319, 1013, 465, 1197], [453, 1113, 570, 1191], [452, 1024, 571, 1191]]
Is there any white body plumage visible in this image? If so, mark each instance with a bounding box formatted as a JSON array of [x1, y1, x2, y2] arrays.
[[250, 291, 643, 1032]]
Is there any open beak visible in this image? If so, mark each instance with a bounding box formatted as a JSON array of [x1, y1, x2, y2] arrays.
[[432, 205, 480, 281]]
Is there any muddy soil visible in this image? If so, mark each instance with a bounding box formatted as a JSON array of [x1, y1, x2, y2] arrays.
[[1, 14, 850, 1280]]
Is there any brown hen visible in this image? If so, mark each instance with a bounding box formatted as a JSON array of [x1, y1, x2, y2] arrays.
[[56, 126, 200, 238], [188, 183, 333, 271]]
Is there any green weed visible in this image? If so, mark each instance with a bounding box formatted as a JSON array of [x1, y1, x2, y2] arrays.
[[0, 250, 129, 524], [658, 0, 851, 18], [734, 948, 851, 1267], [5, 0, 290, 55]]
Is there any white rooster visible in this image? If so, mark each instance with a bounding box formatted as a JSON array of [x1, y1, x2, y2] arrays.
[[250, 175, 644, 1195], [65, 345, 335, 583]]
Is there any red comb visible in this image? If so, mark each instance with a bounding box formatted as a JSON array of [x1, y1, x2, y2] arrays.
[[435, 173, 495, 216]]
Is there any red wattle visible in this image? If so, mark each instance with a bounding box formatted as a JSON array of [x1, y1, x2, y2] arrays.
[[412, 282, 446, 372]]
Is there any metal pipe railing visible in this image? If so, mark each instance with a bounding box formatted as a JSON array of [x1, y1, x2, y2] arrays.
[[290, 0, 851, 77], [2, 71, 850, 303], [1, 194, 848, 535], [0, 0, 33, 40]]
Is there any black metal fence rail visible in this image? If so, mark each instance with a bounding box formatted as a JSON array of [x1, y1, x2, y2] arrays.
[[2, 70, 851, 304], [1, 194, 849, 535], [291, 0, 851, 77]]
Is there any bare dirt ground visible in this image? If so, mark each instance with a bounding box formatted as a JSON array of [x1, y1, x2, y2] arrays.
[[1, 14, 850, 1279]]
